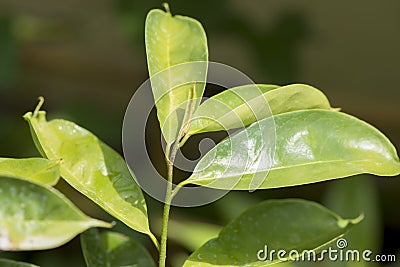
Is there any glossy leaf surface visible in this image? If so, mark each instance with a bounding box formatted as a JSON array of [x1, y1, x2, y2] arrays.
[[187, 110, 400, 190], [0, 158, 59, 186], [81, 229, 155, 267], [0, 176, 110, 251], [0, 259, 38, 267], [183, 199, 362, 267], [145, 8, 208, 143], [24, 109, 153, 238], [188, 84, 332, 135]]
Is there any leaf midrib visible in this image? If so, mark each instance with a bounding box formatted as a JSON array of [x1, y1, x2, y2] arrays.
[[190, 158, 387, 182]]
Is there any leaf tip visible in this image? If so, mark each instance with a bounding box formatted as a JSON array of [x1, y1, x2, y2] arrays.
[[162, 3, 171, 15], [90, 219, 114, 229], [23, 97, 47, 121], [34, 96, 45, 115], [337, 213, 364, 228], [22, 111, 33, 121], [351, 213, 365, 224]]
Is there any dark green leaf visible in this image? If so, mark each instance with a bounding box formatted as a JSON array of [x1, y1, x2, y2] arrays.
[[24, 107, 156, 243], [0, 176, 110, 251], [188, 84, 332, 135], [186, 110, 400, 190], [81, 229, 155, 267], [0, 158, 59, 186], [183, 199, 362, 266], [145, 7, 208, 143]]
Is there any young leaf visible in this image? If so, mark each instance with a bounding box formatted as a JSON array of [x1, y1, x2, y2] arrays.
[[0, 176, 111, 251], [183, 199, 362, 267], [0, 259, 39, 267], [145, 7, 208, 143], [188, 84, 332, 135], [23, 108, 156, 244], [186, 110, 400, 190], [81, 229, 156, 267], [0, 158, 60, 186]]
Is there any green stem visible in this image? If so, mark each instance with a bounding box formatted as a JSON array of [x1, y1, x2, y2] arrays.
[[178, 133, 191, 147], [159, 142, 179, 267], [177, 84, 197, 148], [171, 184, 182, 200], [159, 185, 172, 267], [149, 232, 160, 251], [159, 83, 198, 266]]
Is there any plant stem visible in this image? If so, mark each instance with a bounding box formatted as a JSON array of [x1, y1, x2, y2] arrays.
[[159, 84, 197, 267], [159, 187, 172, 267], [149, 232, 160, 251], [159, 142, 178, 267]]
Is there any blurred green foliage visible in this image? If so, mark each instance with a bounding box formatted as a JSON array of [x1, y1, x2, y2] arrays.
[[0, 17, 17, 89], [0, 0, 399, 266]]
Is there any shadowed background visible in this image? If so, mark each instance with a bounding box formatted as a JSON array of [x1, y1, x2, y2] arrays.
[[0, 0, 399, 266]]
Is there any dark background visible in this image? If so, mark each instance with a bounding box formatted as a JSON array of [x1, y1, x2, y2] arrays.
[[0, 0, 399, 266]]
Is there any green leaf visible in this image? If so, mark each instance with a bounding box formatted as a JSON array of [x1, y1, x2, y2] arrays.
[[0, 158, 60, 186], [0, 176, 110, 251], [145, 7, 208, 143], [188, 84, 332, 135], [183, 199, 362, 267], [81, 229, 156, 267], [23, 107, 156, 244], [186, 110, 400, 190], [0, 259, 39, 267]]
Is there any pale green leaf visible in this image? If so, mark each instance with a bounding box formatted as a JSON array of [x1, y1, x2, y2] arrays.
[[188, 84, 332, 135], [23, 108, 155, 243], [0, 259, 39, 267], [145, 8, 208, 143], [0, 158, 59, 186], [0, 176, 110, 251], [183, 199, 362, 267], [186, 110, 400, 190], [81, 229, 155, 267]]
